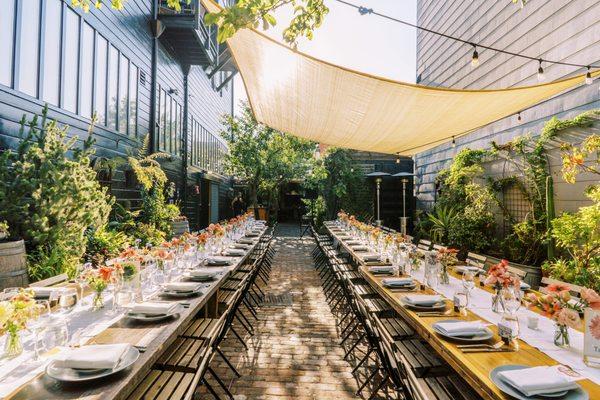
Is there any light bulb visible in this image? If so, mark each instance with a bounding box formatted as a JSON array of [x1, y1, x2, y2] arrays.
[[537, 60, 545, 81], [471, 47, 479, 68], [586, 67, 593, 85], [517, 112, 522, 122], [395, 153, 400, 164], [451, 137, 456, 148]]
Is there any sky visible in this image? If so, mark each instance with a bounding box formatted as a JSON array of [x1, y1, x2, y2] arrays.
[[233, 0, 417, 115]]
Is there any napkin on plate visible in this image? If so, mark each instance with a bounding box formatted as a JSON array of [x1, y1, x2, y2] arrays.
[[188, 269, 216, 278], [454, 265, 482, 274], [435, 320, 486, 337], [368, 266, 394, 273], [404, 294, 443, 306], [130, 302, 178, 316], [498, 366, 580, 397], [31, 286, 62, 299], [352, 246, 370, 252], [382, 278, 414, 287], [164, 282, 202, 292], [54, 343, 131, 370], [207, 256, 231, 266], [239, 238, 255, 244], [224, 249, 245, 256]]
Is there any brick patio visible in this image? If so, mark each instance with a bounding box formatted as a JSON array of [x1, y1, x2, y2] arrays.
[[200, 223, 362, 399]]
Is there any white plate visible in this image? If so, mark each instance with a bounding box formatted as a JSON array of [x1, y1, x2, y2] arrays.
[[206, 257, 231, 266], [161, 287, 203, 298], [490, 365, 588, 400], [184, 271, 217, 282], [127, 304, 183, 321], [432, 320, 494, 342], [400, 298, 447, 311], [46, 346, 140, 382]]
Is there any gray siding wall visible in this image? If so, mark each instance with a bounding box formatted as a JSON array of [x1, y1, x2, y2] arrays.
[[415, 0, 600, 213]]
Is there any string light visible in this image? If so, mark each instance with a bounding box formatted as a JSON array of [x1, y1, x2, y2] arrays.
[[395, 152, 400, 164], [337, 0, 599, 80], [517, 112, 522, 122], [537, 60, 545, 81], [451, 136, 456, 148], [586, 66, 593, 85], [471, 45, 479, 67]]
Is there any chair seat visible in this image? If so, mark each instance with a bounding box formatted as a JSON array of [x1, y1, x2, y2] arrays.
[[220, 278, 243, 291], [155, 336, 209, 372], [394, 338, 447, 378], [362, 297, 392, 313], [353, 284, 378, 297], [379, 316, 414, 339], [218, 289, 235, 305], [182, 318, 221, 340], [127, 368, 196, 400]]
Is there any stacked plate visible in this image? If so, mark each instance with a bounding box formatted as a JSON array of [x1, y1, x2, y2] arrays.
[[224, 248, 246, 257], [368, 266, 394, 275], [432, 320, 493, 342], [401, 294, 446, 311], [490, 365, 588, 400], [46, 344, 139, 382], [185, 269, 218, 282], [126, 301, 182, 321], [161, 282, 203, 297], [206, 256, 231, 266], [382, 277, 416, 290]]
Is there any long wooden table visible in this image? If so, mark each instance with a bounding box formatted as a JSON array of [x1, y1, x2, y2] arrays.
[[6, 229, 265, 400], [324, 223, 600, 400]]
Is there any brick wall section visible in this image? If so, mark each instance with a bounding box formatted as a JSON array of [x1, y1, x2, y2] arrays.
[[200, 224, 360, 399]]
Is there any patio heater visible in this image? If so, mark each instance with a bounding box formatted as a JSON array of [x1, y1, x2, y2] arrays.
[[366, 171, 391, 226], [392, 172, 414, 235]]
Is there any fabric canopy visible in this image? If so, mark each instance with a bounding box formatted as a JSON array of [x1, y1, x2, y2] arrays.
[[204, 1, 596, 155]]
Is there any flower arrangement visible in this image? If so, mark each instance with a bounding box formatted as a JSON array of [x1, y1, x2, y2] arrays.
[[0, 289, 36, 357], [207, 223, 225, 237], [85, 266, 114, 309], [196, 232, 210, 246], [436, 248, 459, 284], [408, 246, 424, 269], [484, 259, 517, 288], [153, 248, 174, 271]]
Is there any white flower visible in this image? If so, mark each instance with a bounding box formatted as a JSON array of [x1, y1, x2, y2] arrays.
[[0, 301, 14, 326]]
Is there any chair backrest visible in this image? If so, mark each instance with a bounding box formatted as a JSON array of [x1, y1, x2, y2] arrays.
[[507, 266, 527, 280], [540, 277, 583, 297], [465, 252, 487, 269], [417, 239, 431, 251], [432, 244, 446, 251], [29, 273, 69, 287]]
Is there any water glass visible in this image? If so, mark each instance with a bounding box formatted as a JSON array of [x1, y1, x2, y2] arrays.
[[461, 271, 475, 307], [56, 288, 79, 318]]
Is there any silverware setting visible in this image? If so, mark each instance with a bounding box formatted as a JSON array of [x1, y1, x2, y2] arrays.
[[415, 310, 453, 317], [460, 348, 513, 353], [457, 341, 504, 350]]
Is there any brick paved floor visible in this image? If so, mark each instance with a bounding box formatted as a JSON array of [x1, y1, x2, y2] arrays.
[[201, 223, 361, 400]]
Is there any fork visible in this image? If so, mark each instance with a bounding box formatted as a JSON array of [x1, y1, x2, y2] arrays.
[[457, 341, 504, 350]]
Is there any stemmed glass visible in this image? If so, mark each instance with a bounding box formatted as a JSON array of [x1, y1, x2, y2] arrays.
[[461, 271, 475, 308], [75, 262, 92, 307], [26, 300, 52, 361], [55, 288, 79, 319]]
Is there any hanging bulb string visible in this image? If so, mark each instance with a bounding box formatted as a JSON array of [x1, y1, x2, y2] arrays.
[[335, 0, 600, 71]]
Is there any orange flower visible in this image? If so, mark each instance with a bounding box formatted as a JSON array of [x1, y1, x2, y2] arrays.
[[546, 283, 571, 293], [98, 266, 113, 282]]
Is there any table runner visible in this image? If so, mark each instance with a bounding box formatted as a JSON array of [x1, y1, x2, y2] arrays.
[[328, 225, 600, 385]]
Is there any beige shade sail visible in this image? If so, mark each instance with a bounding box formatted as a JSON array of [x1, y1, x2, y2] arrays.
[[203, 0, 597, 155]]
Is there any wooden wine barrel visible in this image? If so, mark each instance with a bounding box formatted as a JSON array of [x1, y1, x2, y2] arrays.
[[0, 240, 28, 290], [170, 220, 190, 237]]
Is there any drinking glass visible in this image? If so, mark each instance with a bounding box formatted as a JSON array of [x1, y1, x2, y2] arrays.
[[56, 288, 79, 319], [43, 321, 69, 349], [503, 285, 522, 315], [26, 300, 52, 361], [453, 291, 468, 316], [461, 271, 475, 308], [500, 312, 520, 350], [75, 262, 92, 306]]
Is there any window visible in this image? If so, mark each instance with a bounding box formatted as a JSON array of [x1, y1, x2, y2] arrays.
[[0, 0, 16, 86], [62, 8, 80, 112], [95, 36, 108, 124], [160, 88, 166, 151], [80, 23, 94, 118], [107, 45, 118, 130], [18, 0, 41, 97], [128, 65, 138, 136], [118, 54, 129, 133], [42, 0, 62, 105]]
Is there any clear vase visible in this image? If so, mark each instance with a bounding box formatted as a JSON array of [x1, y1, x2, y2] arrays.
[[554, 323, 571, 348], [491, 288, 505, 313], [92, 290, 105, 310], [439, 264, 450, 285], [3, 331, 23, 358]]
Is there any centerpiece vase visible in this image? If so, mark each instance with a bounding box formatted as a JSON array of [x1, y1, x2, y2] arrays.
[[92, 290, 105, 310], [553, 323, 571, 348], [491, 286, 505, 313], [439, 263, 450, 285], [3, 330, 23, 358]]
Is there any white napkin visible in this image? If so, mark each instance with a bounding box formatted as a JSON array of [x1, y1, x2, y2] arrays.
[[435, 320, 486, 336], [368, 266, 393, 273], [520, 281, 531, 290], [225, 249, 245, 256], [362, 253, 381, 261], [455, 265, 482, 274], [54, 343, 131, 370], [382, 278, 414, 287], [130, 302, 177, 315], [31, 286, 62, 299], [207, 256, 231, 265], [498, 366, 579, 396], [239, 238, 255, 244], [188, 269, 216, 278], [404, 294, 443, 306], [164, 282, 202, 292]]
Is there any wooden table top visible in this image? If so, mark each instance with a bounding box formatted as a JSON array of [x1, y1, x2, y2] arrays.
[[7, 231, 265, 400], [324, 224, 600, 400]]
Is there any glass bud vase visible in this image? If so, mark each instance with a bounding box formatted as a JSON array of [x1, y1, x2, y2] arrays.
[[3, 331, 23, 358], [439, 263, 450, 285], [553, 323, 571, 348], [92, 290, 105, 310], [491, 287, 505, 313]]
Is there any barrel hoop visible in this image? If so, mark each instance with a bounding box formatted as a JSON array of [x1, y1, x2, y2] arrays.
[[0, 268, 28, 278]]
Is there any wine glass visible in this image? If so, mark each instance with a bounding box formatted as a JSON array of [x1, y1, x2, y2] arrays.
[[56, 288, 79, 319], [462, 271, 475, 308], [75, 262, 92, 306], [26, 300, 52, 361], [503, 285, 522, 315]]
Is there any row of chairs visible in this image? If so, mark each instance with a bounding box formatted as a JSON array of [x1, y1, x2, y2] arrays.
[[128, 226, 277, 400], [312, 229, 480, 400]]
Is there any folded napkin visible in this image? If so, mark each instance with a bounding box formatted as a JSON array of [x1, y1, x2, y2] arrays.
[[404, 294, 443, 306], [54, 343, 131, 370], [368, 266, 394, 273], [435, 320, 486, 337], [498, 366, 579, 397], [224, 249, 245, 256], [352, 246, 369, 251], [362, 253, 381, 261], [233, 244, 250, 249], [130, 302, 177, 316], [31, 286, 62, 299], [239, 238, 255, 244], [382, 278, 414, 287], [207, 256, 231, 265], [189, 269, 216, 278], [520, 281, 531, 290], [454, 265, 482, 274], [164, 282, 202, 292]]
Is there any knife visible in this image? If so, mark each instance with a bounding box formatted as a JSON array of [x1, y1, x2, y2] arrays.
[[461, 348, 514, 353]]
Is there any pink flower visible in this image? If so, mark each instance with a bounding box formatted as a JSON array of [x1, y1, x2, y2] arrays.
[[555, 308, 581, 329], [589, 315, 600, 340], [581, 288, 600, 310], [547, 283, 571, 294]]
